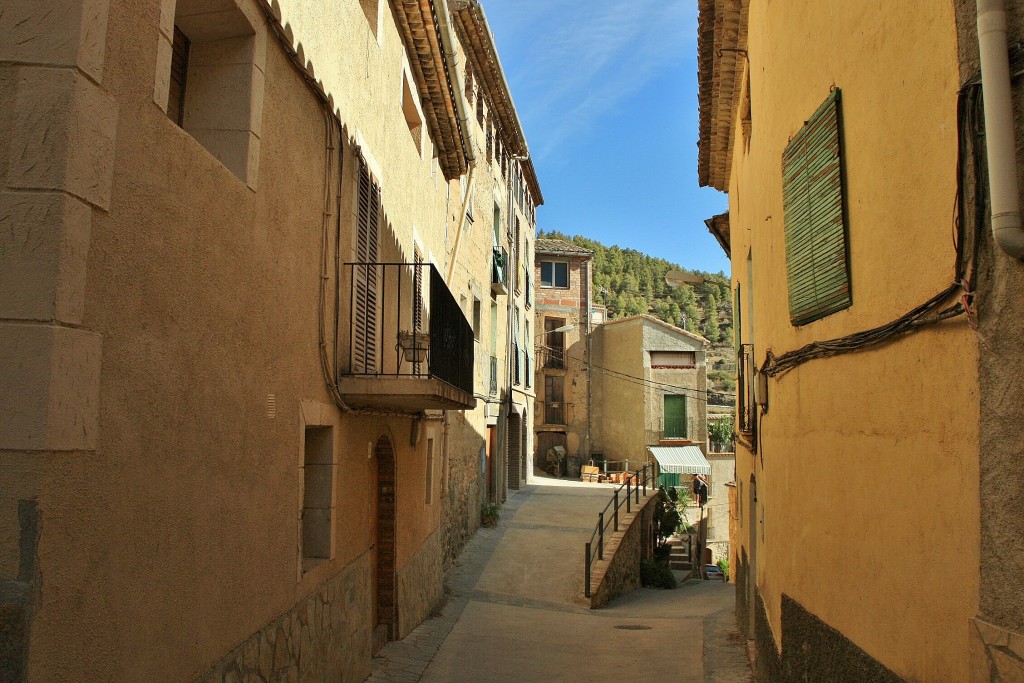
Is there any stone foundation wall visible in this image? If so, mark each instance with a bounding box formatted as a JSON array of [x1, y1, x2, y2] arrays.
[[748, 588, 903, 683], [588, 493, 657, 609], [735, 551, 749, 638], [194, 556, 372, 683], [396, 528, 445, 640]]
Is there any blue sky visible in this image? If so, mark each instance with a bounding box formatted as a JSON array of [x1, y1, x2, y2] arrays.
[[482, 0, 731, 275]]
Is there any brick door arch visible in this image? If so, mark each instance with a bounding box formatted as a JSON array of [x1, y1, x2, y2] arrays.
[[374, 435, 397, 650]]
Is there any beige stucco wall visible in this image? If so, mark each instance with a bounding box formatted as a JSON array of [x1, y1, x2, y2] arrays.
[[592, 318, 708, 466], [725, 1, 979, 680], [0, 0, 536, 679]]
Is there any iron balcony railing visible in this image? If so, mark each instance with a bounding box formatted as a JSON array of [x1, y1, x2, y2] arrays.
[[645, 416, 700, 444], [491, 246, 508, 295], [738, 343, 756, 435], [343, 262, 473, 396], [489, 355, 498, 395], [542, 346, 565, 369], [584, 463, 655, 598], [543, 401, 566, 425]]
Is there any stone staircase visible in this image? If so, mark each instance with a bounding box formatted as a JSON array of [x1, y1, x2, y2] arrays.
[[668, 535, 694, 572]]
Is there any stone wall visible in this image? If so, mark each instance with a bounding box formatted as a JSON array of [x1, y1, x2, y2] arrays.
[[396, 528, 445, 640], [587, 493, 657, 609], [194, 556, 372, 683]]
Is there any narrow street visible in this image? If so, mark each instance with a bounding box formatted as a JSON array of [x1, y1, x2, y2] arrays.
[[367, 477, 751, 683]]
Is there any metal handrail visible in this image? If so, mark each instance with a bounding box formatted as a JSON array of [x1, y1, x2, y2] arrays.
[[584, 462, 655, 598]]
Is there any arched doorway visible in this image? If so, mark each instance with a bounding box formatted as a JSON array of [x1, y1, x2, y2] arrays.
[[372, 436, 397, 652], [508, 413, 522, 490]]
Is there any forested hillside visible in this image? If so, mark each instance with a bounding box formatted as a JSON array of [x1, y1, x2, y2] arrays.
[[537, 230, 733, 345]]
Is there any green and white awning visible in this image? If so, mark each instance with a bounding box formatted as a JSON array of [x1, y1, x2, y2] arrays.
[[647, 445, 711, 476]]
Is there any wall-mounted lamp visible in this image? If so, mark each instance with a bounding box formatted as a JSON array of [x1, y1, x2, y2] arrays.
[[397, 331, 430, 363]]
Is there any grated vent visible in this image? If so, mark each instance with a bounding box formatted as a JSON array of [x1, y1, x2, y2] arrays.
[[266, 394, 276, 419]]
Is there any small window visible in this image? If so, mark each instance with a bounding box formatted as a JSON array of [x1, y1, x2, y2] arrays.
[[302, 426, 334, 571], [650, 351, 696, 368], [472, 298, 482, 341], [540, 261, 568, 288], [783, 89, 851, 325], [402, 72, 424, 155], [159, 0, 265, 188], [167, 26, 190, 126], [360, 0, 381, 40], [425, 438, 434, 504]]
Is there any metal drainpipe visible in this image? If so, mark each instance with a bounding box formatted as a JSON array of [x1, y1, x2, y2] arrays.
[[978, 0, 1024, 259]]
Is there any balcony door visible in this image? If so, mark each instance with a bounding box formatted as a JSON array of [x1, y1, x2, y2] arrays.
[[664, 395, 687, 438], [354, 160, 380, 374]]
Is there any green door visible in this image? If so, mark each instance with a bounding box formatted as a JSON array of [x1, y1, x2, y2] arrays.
[[664, 395, 687, 438]]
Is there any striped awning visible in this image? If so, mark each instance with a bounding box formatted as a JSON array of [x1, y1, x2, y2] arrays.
[[647, 445, 712, 475]]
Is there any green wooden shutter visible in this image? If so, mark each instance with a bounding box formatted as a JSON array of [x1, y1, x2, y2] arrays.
[[782, 89, 851, 326]]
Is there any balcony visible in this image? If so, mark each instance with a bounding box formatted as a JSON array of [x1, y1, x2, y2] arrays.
[[339, 262, 475, 411], [645, 416, 699, 446], [491, 246, 508, 295]]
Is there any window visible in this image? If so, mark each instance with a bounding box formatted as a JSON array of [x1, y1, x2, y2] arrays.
[[157, 0, 266, 188], [513, 217, 521, 294], [544, 375, 564, 424], [525, 320, 532, 388], [650, 351, 696, 368], [540, 261, 568, 288], [544, 317, 565, 368], [402, 72, 424, 155], [360, 0, 381, 40], [472, 298, 482, 341], [353, 159, 381, 373], [425, 438, 434, 504], [302, 426, 334, 570], [167, 26, 190, 126], [783, 89, 851, 326], [492, 204, 501, 246], [663, 395, 687, 439]]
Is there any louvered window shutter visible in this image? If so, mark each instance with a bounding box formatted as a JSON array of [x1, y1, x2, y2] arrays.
[[782, 89, 851, 326], [354, 161, 380, 373]]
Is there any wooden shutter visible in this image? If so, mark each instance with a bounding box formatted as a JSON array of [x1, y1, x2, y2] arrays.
[[782, 89, 851, 326], [354, 160, 380, 373]]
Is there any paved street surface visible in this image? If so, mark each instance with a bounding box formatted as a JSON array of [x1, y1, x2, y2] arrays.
[[367, 475, 751, 683]]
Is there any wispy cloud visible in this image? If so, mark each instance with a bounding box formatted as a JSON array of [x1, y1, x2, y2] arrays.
[[487, 0, 697, 161]]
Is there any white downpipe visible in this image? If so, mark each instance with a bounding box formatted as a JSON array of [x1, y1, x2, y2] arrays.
[[978, 0, 1024, 259]]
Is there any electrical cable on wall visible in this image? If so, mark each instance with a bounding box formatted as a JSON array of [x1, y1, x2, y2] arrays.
[[759, 73, 991, 379]]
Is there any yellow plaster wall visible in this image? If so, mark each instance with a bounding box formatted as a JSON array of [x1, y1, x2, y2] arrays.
[[727, 1, 979, 680]]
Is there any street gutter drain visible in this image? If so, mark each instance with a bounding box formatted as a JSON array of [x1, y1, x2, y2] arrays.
[[614, 625, 652, 630]]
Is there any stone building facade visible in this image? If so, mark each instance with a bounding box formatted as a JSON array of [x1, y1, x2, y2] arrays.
[[0, 0, 540, 680]]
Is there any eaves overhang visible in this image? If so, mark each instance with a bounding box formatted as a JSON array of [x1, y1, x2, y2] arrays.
[[697, 0, 749, 192], [522, 158, 544, 206], [705, 211, 731, 258], [391, 0, 469, 180], [450, 0, 528, 159]]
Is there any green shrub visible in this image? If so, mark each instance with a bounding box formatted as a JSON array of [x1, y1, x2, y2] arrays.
[[640, 559, 677, 589], [717, 557, 730, 581], [481, 503, 500, 527]]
